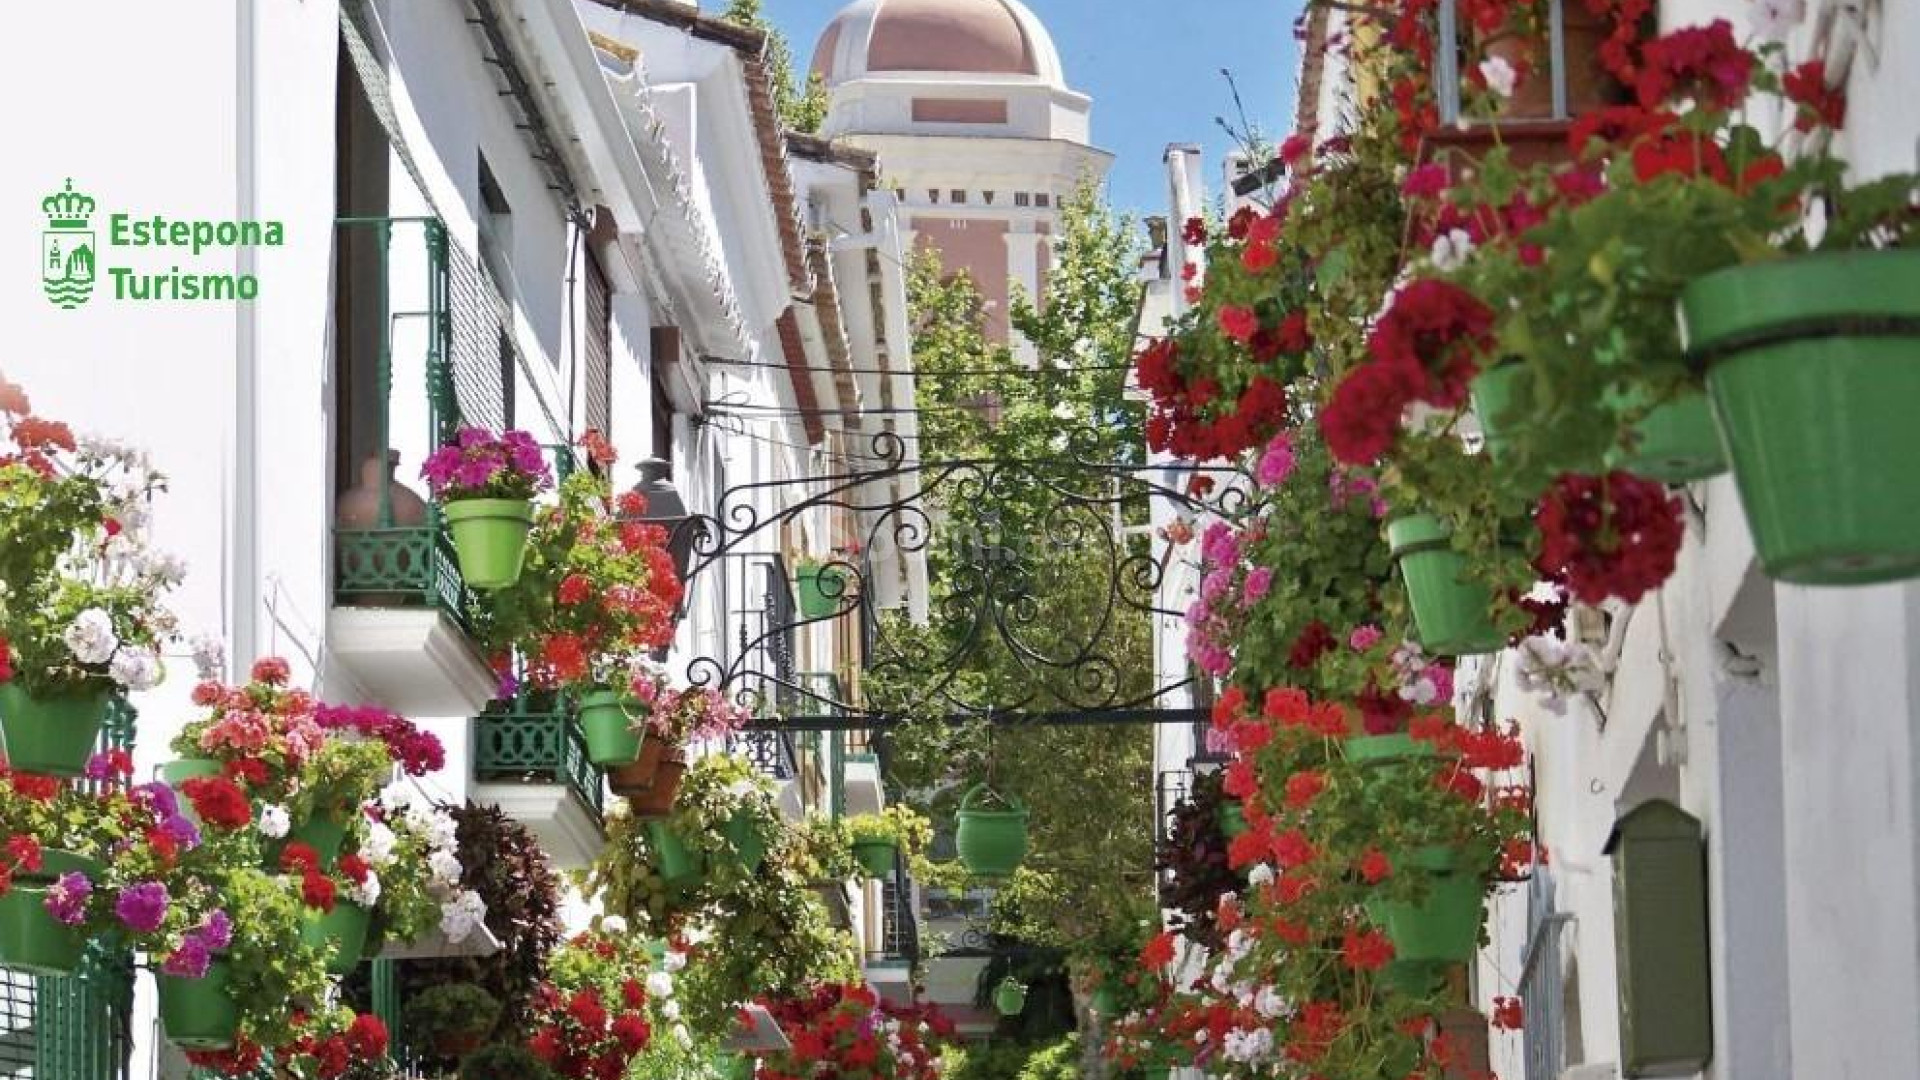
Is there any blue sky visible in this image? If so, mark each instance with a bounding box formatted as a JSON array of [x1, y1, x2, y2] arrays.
[[768, 0, 1301, 217]]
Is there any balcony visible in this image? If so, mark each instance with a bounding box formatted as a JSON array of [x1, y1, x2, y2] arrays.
[[329, 216, 495, 718], [471, 693, 606, 869]]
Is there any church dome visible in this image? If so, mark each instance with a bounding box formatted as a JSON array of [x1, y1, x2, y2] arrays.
[[810, 0, 1067, 89]]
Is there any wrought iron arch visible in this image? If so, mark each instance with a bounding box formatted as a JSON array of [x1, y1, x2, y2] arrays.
[[670, 431, 1251, 731]]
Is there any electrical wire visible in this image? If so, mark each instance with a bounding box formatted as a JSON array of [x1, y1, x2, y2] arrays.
[[699, 354, 1134, 379]]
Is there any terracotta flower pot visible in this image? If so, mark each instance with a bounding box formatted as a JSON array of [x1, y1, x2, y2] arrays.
[[608, 737, 667, 796], [628, 754, 687, 818]]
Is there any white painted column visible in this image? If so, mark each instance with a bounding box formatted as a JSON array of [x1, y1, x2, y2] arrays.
[[1004, 219, 1040, 366]]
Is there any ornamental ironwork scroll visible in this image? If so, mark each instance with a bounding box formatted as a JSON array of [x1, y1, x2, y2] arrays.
[[670, 431, 1250, 728]]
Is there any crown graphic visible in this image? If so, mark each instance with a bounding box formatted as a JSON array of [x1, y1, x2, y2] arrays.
[[43, 179, 95, 231]]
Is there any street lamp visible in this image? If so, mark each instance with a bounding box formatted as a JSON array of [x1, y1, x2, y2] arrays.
[[622, 456, 696, 584]]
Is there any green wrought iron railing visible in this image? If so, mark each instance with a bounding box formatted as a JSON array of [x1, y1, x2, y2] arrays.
[[331, 216, 474, 626], [473, 693, 604, 823]]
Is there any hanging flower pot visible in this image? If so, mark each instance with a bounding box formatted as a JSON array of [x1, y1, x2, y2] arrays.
[[577, 688, 645, 768], [302, 901, 373, 975], [1343, 732, 1433, 766], [0, 850, 100, 976], [1364, 846, 1485, 964], [266, 811, 349, 870], [850, 838, 898, 879], [0, 682, 111, 778], [441, 498, 535, 590], [158, 958, 240, 1050], [627, 753, 687, 818], [1380, 959, 1446, 996], [720, 809, 768, 874], [608, 737, 668, 796], [647, 819, 705, 889], [993, 976, 1028, 1017], [1218, 801, 1248, 838], [1087, 985, 1120, 1017], [1608, 387, 1727, 483], [160, 758, 223, 829], [794, 563, 847, 619], [1682, 249, 1920, 584], [954, 784, 1028, 878], [1388, 515, 1507, 656]]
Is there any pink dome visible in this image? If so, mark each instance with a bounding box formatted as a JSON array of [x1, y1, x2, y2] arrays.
[[811, 0, 1067, 88]]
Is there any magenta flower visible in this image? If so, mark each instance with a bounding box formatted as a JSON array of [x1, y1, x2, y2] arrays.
[[420, 427, 553, 501], [162, 938, 211, 978], [44, 872, 92, 926], [1349, 624, 1384, 652], [1255, 433, 1297, 488], [1242, 566, 1274, 605], [114, 881, 169, 934]]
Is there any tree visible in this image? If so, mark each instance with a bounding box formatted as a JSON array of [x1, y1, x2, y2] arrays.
[[722, 0, 829, 133], [873, 186, 1154, 982]]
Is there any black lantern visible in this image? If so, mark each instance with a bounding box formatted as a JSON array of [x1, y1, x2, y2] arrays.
[[622, 457, 696, 584]]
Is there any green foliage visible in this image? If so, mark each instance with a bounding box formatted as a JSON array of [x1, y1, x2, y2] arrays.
[[843, 804, 932, 854], [1016, 1035, 1082, 1080], [458, 1042, 559, 1080], [721, 0, 829, 133], [222, 865, 337, 1048], [401, 982, 501, 1045], [785, 812, 857, 883]]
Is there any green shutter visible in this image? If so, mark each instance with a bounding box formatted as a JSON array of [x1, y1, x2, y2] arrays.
[[1604, 799, 1713, 1077]]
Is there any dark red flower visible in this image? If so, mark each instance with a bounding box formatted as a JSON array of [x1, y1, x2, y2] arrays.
[[346, 1015, 389, 1059], [1321, 365, 1413, 465], [1783, 59, 1846, 132], [1635, 20, 1755, 110], [1535, 471, 1684, 604], [302, 871, 337, 912]]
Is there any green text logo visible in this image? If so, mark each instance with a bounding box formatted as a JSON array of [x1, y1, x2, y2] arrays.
[[42, 179, 96, 309]]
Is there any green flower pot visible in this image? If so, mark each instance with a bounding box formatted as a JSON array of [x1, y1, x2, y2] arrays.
[[993, 977, 1028, 1017], [1609, 387, 1727, 482], [1343, 732, 1434, 765], [1388, 515, 1506, 656], [302, 901, 372, 975], [714, 1054, 756, 1080], [1468, 362, 1527, 462], [1087, 986, 1120, 1016], [0, 683, 110, 778], [794, 563, 847, 619], [442, 497, 535, 590], [647, 820, 705, 888], [1380, 960, 1447, 996], [850, 839, 898, 879], [1365, 846, 1485, 964], [160, 758, 223, 829], [0, 850, 101, 976], [1682, 249, 1920, 584], [954, 784, 1028, 878], [159, 958, 239, 1050], [721, 810, 768, 874], [267, 811, 349, 870], [1219, 802, 1248, 838], [577, 689, 645, 768]]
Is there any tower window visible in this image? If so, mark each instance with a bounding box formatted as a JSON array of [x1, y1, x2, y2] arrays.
[[1035, 193, 1051, 208], [927, 189, 941, 204], [950, 189, 967, 204], [1014, 192, 1030, 207], [982, 191, 996, 204]]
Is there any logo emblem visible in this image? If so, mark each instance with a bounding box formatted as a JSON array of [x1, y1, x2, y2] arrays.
[[42, 179, 96, 309]]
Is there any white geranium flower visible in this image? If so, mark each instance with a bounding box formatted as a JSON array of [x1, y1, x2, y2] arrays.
[[1429, 228, 1476, 272], [599, 915, 628, 936], [1246, 863, 1275, 887], [440, 890, 487, 943], [1223, 1027, 1273, 1063], [63, 608, 119, 665], [348, 871, 382, 908], [361, 821, 397, 867], [647, 971, 674, 998], [663, 948, 689, 973], [1254, 985, 1286, 1019], [660, 999, 681, 1022], [1750, 0, 1806, 41], [108, 647, 162, 691], [189, 634, 226, 680], [671, 1023, 691, 1048], [429, 850, 464, 888], [1478, 56, 1518, 100], [257, 804, 291, 840]]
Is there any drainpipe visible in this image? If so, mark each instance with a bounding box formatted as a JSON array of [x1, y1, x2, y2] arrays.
[[232, 0, 260, 669]]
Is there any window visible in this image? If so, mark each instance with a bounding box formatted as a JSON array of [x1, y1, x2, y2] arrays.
[[950, 189, 967, 204], [982, 190, 996, 204], [1014, 192, 1030, 207], [477, 154, 513, 291], [1035, 192, 1051, 208], [927, 189, 941, 204]]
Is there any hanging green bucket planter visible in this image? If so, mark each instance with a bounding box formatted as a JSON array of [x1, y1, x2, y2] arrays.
[[850, 838, 898, 879], [993, 976, 1028, 1017], [1087, 986, 1120, 1016], [0, 683, 110, 778], [1380, 959, 1447, 996], [794, 563, 847, 619], [720, 810, 768, 874], [160, 758, 223, 829], [648, 820, 705, 889], [442, 497, 535, 590], [1388, 515, 1506, 656], [159, 958, 240, 1050], [1609, 387, 1727, 483], [0, 850, 101, 976], [1365, 847, 1485, 963], [955, 785, 1029, 878], [1219, 801, 1248, 838], [267, 811, 349, 870], [1343, 732, 1435, 766], [302, 901, 373, 975], [577, 689, 645, 768], [1468, 361, 1527, 462], [1682, 249, 1920, 584]]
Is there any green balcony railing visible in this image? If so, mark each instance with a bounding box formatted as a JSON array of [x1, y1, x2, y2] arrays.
[[331, 215, 476, 628], [473, 693, 604, 823]]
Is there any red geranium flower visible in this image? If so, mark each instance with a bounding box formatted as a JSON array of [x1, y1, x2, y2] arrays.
[[302, 871, 337, 912], [1634, 20, 1754, 109], [1535, 471, 1683, 604], [1341, 927, 1395, 971], [181, 776, 252, 831]]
